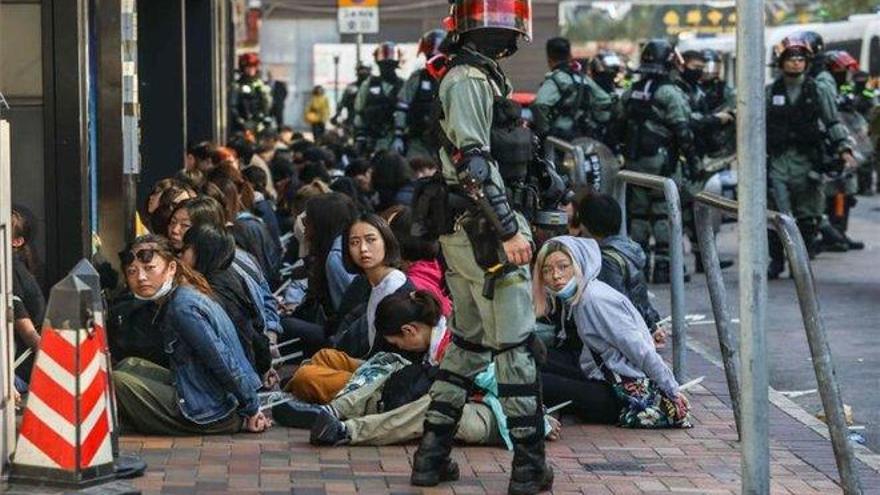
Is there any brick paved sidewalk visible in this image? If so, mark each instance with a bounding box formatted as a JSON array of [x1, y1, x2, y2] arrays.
[[115, 348, 880, 495]]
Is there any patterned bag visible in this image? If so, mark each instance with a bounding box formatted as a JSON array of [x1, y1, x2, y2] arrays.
[[588, 347, 692, 429], [612, 377, 692, 429]]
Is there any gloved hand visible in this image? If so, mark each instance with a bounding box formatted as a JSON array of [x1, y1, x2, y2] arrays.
[[390, 136, 407, 155]]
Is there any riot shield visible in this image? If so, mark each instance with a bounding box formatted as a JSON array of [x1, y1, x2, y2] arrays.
[[839, 110, 874, 166], [571, 136, 622, 194]]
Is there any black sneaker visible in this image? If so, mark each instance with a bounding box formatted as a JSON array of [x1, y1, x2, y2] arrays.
[[271, 398, 333, 429], [310, 411, 351, 446]]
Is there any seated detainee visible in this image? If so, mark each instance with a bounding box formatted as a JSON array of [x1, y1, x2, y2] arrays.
[[274, 290, 448, 426], [274, 291, 562, 447], [533, 236, 691, 428], [576, 193, 665, 344], [112, 235, 270, 435], [180, 223, 274, 385], [326, 213, 415, 359]]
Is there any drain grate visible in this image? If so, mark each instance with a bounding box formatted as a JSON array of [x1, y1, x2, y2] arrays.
[[580, 461, 645, 472]]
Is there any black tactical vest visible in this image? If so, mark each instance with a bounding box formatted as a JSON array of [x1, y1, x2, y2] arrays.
[[766, 77, 823, 157], [406, 69, 438, 136], [435, 52, 533, 181], [361, 76, 403, 135], [624, 77, 673, 159]]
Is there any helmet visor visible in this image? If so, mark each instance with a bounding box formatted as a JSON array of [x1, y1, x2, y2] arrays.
[[455, 0, 533, 42]]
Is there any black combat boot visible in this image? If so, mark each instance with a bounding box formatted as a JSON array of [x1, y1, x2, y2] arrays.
[[818, 221, 848, 254], [651, 259, 670, 284], [411, 423, 460, 487], [508, 435, 554, 495]]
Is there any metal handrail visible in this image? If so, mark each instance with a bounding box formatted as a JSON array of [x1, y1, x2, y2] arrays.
[[693, 191, 862, 494], [612, 170, 687, 382]]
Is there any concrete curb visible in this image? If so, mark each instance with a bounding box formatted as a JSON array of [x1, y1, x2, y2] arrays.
[[687, 337, 880, 475]]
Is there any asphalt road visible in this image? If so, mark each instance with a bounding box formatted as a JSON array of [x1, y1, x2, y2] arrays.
[[649, 193, 880, 452]]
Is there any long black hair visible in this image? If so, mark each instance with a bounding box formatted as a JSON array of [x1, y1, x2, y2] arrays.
[[182, 223, 236, 276], [305, 193, 359, 306]]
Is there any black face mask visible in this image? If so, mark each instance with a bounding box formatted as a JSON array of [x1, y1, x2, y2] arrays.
[[832, 71, 848, 88], [378, 63, 398, 81], [356, 71, 370, 83], [472, 31, 519, 60], [682, 67, 703, 85], [594, 72, 617, 92]]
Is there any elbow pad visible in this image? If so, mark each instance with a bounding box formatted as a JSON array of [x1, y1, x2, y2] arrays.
[[455, 150, 518, 240]]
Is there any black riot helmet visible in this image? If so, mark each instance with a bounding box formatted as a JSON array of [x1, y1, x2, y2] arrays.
[[701, 49, 722, 80], [796, 31, 825, 57], [638, 39, 681, 75]]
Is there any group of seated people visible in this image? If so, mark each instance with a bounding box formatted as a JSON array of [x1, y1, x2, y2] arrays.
[[10, 127, 691, 445]]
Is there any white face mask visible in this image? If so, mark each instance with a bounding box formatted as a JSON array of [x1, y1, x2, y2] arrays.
[[134, 276, 175, 301]]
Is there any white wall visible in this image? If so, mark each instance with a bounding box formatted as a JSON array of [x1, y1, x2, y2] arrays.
[[260, 17, 339, 129]]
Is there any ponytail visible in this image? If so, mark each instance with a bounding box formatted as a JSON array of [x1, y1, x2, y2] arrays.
[[375, 290, 442, 338]]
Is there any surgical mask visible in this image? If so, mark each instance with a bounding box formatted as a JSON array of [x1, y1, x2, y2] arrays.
[[134, 276, 174, 301], [545, 277, 578, 302], [682, 67, 703, 85]]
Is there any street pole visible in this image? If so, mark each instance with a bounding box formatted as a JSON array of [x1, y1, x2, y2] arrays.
[[356, 33, 363, 65], [735, 0, 769, 493]]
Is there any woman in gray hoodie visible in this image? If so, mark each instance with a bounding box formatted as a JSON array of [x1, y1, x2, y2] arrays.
[[533, 236, 691, 428]]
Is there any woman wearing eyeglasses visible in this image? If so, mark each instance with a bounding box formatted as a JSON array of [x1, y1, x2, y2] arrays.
[[532, 236, 691, 428], [112, 235, 271, 435]]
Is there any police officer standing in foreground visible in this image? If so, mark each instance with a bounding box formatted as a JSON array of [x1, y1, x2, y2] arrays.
[[392, 29, 447, 159], [354, 42, 405, 155], [410, 1, 553, 493], [531, 37, 613, 143], [622, 40, 697, 284], [332, 63, 372, 137], [230, 53, 274, 135], [765, 36, 857, 278]]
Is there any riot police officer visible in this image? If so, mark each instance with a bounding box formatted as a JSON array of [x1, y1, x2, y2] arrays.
[[699, 49, 736, 157], [589, 50, 625, 96], [766, 37, 857, 278], [823, 49, 866, 250], [354, 42, 405, 155], [797, 31, 838, 95], [230, 53, 274, 135], [622, 40, 697, 284], [531, 37, 613, 142], [392, 29, 446, 159], [675, 50, 735, 273], [410, 1, 553, 493], [332, 63, 372, 137]]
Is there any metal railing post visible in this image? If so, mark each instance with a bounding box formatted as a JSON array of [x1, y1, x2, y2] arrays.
[[773, 214, 862, 494], [694, 191, 862, 493], [694, 200, 742, 437], [736, 0, 769, 490], [613, 170, 686, 381]]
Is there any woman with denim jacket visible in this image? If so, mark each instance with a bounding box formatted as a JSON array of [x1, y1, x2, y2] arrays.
[[112, 235, 270, 435]]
